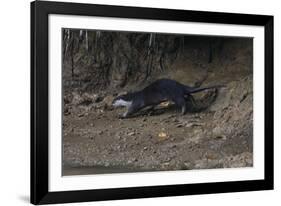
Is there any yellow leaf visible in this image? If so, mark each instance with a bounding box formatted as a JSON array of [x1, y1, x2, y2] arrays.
[[158, 132, 168, 140]]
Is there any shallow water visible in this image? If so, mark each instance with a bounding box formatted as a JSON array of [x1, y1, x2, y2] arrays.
[[63, 165, 149, 176]]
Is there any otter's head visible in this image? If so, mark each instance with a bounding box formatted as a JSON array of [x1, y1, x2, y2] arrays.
[[112, 94, 133, 108]]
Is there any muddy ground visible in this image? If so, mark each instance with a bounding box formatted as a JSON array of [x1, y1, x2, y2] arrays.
[[63, 73, 253, 175], [62, 35, 253, 175]]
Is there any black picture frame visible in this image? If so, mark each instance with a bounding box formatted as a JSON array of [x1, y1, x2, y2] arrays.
[[31, 1, 274, 204]]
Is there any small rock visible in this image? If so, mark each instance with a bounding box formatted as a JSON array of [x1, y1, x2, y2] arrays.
[[188, 135, 201, 144], [115, 134, 122, 140], [172, 118, 179, 123], [194, 160, 208, 169], [127, 132, 135, 136], [181, 162, 192, 170], [97, 130, 103, 135], [78, 113, 84, 117], [212, 126, 224, 136]]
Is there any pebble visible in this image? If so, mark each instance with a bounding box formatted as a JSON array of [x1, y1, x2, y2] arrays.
[[127, 132, 135, 136], [115, 134, 121, 140], [78, 113, 84, 117], [184, 162, 192, 168], [172, 118, 179, 123]]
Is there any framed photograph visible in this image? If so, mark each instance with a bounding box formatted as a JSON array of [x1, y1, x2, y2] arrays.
[[31, 1, 274, 204]]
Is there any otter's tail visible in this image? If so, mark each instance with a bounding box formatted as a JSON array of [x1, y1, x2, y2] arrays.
[[186, 85, 225, 94]]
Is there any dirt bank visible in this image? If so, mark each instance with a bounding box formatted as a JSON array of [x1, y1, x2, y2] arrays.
[[63, 75, 253, 175]]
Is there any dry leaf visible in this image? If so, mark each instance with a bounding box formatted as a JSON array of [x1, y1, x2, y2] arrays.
[[158, 132, 168, 141]]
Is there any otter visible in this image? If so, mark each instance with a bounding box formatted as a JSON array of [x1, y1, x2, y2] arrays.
[[112, 79, 222, 118]]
